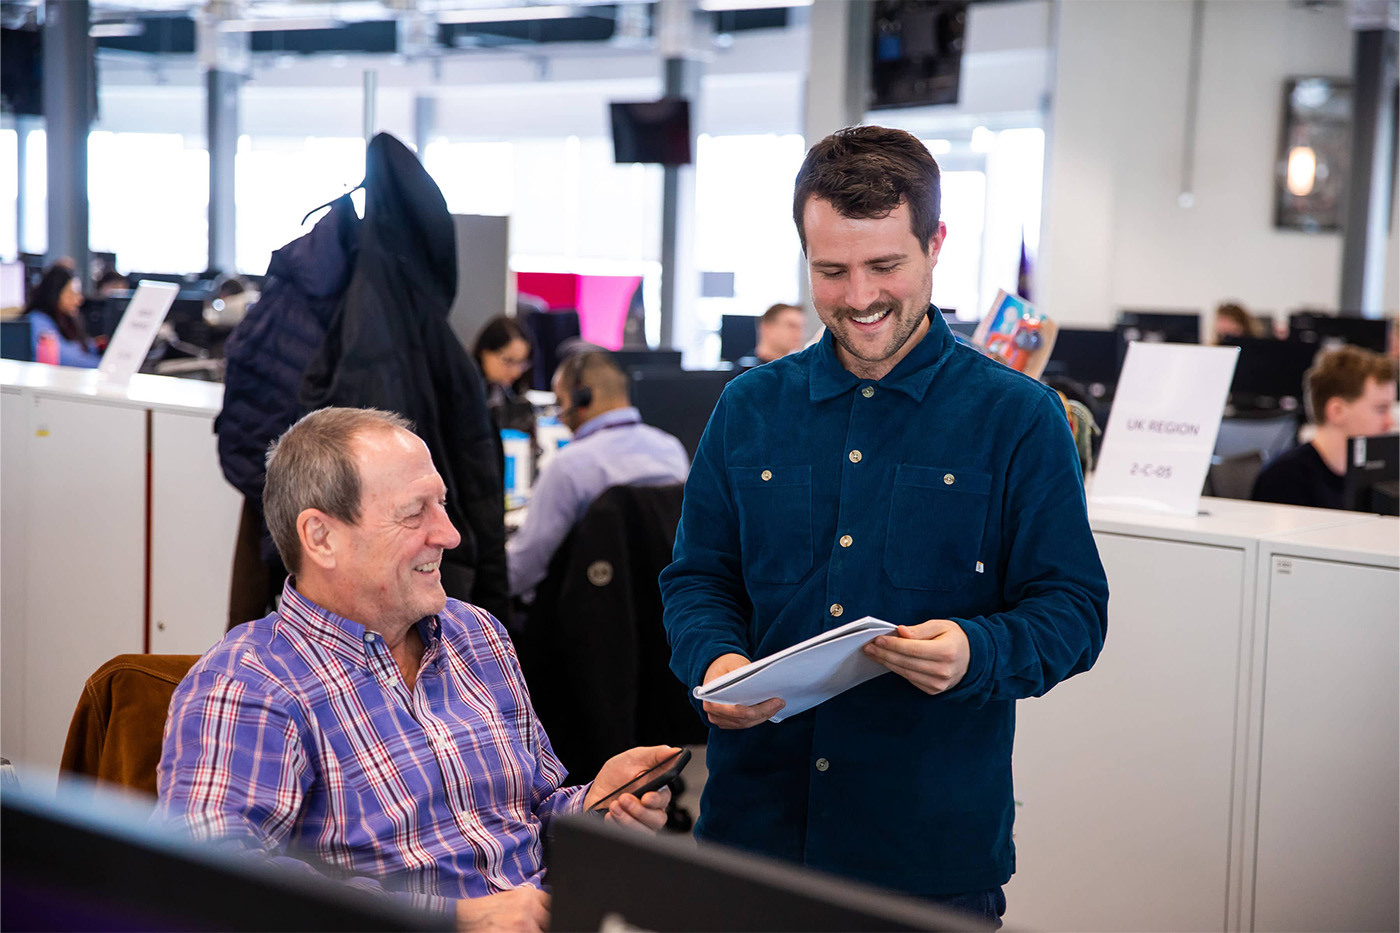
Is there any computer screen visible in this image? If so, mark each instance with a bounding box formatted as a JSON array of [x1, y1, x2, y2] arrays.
[[1345, 433, 1399, 516], [629, 366, 742, 459], [1, 318, 33, 361], [1287, 313, 1388, 353], [610, 99, 692, 165], [719, 314, 760, 362], [1118, 310, 1202, 344], [2, 782, 452, 932], [1043, 327, 1122, 392], [1224, 336, 1320, 407], [612, 349, 682, 371], [1, 259, 24, 311], [547, 815, 985, 931]]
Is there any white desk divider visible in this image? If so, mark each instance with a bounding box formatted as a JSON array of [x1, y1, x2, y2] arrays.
[[97, 280, 179, 387], [1090, 341, 1240, 516]]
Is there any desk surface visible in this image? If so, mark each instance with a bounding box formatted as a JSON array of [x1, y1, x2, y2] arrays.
[[1262, 516, 1400, 568], [0, 359, 223, 416], [1087, 493, 1376, 548]]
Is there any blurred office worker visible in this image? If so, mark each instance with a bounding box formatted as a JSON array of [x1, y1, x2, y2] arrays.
[[754, 302, 806, 363], [24, 263, 101, 368], [473, 315, 536, 437], [661, 126, 1109, 926], [507, 351, 688, 598], [155, 408, 673, 933], [1252, 345, 1397, 510]]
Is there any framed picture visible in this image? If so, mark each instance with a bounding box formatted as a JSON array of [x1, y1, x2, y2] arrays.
[[1274, 77, 1352, 233]]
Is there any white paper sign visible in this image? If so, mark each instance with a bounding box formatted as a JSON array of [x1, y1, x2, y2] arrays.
[[98, 281, 179, 386], [1091, 341, 1240, 516]]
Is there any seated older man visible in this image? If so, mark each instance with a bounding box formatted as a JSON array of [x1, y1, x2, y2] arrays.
[[155, 407, 674, 932]]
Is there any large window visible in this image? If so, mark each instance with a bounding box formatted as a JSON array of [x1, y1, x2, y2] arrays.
[[89, 131, 209, 274], [235, 135, 365, 275], [0, 130, 17, 260]]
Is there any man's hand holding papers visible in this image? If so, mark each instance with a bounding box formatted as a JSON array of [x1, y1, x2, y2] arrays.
[[700, 654, 786, 729], [693, 617, 899, 724], [861, 618, 971, 695]]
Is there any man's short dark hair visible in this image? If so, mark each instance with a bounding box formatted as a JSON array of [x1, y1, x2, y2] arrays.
[[792, 125, 942, 254], [761, 303, 801, 325]]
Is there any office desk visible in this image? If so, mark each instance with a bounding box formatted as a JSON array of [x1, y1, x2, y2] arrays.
[[1, 361, 241, 787]]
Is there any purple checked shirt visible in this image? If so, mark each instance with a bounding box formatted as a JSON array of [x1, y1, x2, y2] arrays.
[[154, 582, 587, 909]]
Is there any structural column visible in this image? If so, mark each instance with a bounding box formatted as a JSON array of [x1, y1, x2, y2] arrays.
[[199, 9, 246, 275], [42, 0, 93, 274], [656, 0, 704, 353], [1339, 21, 1397, 316]]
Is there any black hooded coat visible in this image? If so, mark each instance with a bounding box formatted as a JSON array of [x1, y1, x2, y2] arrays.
[[300, 133, 507, 621]]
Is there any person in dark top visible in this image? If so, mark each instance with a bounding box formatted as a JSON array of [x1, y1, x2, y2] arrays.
[[1252, 345, 1396, 510], [473, 315, 535, 436]]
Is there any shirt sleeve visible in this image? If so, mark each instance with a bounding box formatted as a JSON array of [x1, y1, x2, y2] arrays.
[[506, 454, 585, 598], [658, 392, 755, 690], [942, 389, 1110, 707]]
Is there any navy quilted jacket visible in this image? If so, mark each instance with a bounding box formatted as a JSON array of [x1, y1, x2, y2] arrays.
[[215, 195, 360, 559]]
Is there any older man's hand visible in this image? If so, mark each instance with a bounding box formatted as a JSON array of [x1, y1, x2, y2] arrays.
[[582, 745, 677, 832], [455, 887, 549, 933]]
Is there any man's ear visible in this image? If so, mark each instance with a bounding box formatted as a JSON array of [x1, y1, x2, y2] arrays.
[[1323, 395, 1348, 426], [926, 221, 948, 264], [297, 508, 338, 571]]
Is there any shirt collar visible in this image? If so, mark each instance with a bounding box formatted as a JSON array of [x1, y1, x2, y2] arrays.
[[573, 405, 643, 441], [809, 306, 956, 403], [278, 579, 442, 668]]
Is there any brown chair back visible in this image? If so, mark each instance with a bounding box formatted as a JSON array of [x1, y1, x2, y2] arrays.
[[60, 654, 200, 798]]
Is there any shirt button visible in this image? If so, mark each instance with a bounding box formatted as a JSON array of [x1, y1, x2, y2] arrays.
[[364, 633, 376, 643], [839, 534, 853, 548], [761, 469, 772, 481], [815, 758, 830, 772], [848, 449, 862, 464], [829, 603, 843, 617], [943, 473, 955, 485], [861, 386, 875, 398]]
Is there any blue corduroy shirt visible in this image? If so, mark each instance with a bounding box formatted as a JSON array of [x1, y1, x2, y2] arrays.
[[660, 309, 1109, 899]]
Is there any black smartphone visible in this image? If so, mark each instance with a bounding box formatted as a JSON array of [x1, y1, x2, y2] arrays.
[[588, 748, 692, 814]]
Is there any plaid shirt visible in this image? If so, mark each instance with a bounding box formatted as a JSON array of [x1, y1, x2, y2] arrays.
[[154, 583, 586, 907]]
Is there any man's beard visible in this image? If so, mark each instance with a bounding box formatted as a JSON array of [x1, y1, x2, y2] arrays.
[[829, 297, 926, 363]]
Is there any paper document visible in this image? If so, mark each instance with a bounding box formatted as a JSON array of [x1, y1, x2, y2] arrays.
[[693, 616, 897, 723]]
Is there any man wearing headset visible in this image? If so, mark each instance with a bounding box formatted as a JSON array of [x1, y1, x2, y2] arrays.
[[506, 350, 690, 599]]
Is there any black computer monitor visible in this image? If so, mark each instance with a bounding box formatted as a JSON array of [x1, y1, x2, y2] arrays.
[[547, 815, 985, 931], [611, 349, 682, 371], [1043, 327, 1122, 394], [1, 318, 33, 361], [1345, 433, 1399, 516], [610, 99, 692, 165], [629, 366, 742, 459], [1287, 312, 1389, 353], [719, 314, 759, 362], [1224, 336, 1320, 408], [1118, 310, 1202, 344], [1, 782, 452, 932]]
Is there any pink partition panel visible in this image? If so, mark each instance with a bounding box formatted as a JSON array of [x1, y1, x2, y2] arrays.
[[577, 275, 641, 350]]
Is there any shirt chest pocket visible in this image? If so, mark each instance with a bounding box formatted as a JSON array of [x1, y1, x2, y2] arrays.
[[729, 465, 813, 585], [884, 465, 993, 591]]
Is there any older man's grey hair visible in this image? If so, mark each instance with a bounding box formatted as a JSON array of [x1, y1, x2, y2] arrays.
[[263, 407, 414, 575]]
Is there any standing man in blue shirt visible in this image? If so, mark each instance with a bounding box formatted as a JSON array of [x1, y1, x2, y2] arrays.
[[508, 351, 690, 598], [659, 126, 1108, 924]]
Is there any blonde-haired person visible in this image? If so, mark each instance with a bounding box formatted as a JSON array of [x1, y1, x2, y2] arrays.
[[1252, 345, 1396, 510]]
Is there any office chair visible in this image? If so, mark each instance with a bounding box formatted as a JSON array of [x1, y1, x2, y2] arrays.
[[60, 654, 201, 799]]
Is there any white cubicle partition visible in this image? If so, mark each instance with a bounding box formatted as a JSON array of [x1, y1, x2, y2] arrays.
[[0, 361, 240, 783], [1005, 498, 1386, 933], [1245, 520, 1399, 933]]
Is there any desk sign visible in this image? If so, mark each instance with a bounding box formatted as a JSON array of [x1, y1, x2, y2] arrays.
[[97, 280, 179, 386], [1091, 341, 1240, 515]]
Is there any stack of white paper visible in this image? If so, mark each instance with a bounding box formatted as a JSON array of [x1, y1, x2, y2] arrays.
[[692, 616, 897, 723]]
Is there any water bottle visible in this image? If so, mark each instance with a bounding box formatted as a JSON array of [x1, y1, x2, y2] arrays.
[[35, 331, 59, 366]]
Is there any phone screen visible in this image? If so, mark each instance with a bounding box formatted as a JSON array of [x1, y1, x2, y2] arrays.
[[588, 748, 690, 813]]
